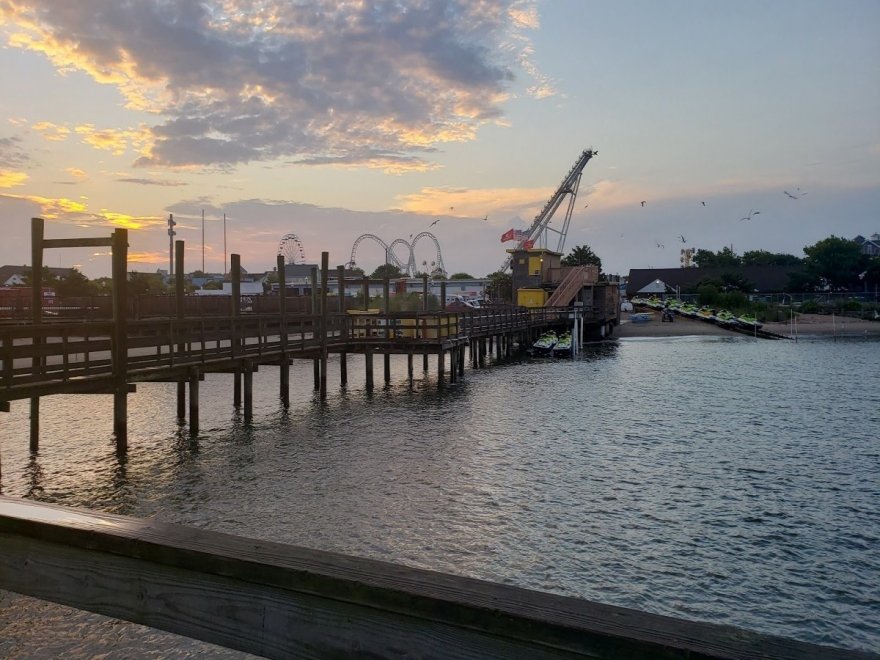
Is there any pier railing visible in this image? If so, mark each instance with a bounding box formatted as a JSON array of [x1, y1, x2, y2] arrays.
[[0, 307, 581, 401], [0, 496, 866, 660]]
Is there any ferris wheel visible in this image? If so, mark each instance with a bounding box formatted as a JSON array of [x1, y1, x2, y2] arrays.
[[277, 233, 306, 265]]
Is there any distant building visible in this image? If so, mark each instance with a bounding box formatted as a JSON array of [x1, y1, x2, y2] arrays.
[[0, 264, 75, 287], [854, 234, 880, 257], [626, 265, 804, 298]]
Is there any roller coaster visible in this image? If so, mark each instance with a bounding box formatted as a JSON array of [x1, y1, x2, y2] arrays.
[[347, 232, 445, 278]]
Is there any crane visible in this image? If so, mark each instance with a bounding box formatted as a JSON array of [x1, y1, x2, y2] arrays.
[[498, 148, 596, 272]]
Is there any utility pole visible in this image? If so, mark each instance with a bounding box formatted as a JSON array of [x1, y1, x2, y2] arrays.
[[201, 209, 205, 272], [167, 213, 176, 276], [223, 213, 227, 276]]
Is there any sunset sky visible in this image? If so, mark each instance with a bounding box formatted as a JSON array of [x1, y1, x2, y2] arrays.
[[1, 1, 878, 279]]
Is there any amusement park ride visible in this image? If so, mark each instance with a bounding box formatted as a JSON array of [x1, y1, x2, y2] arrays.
[[275, 149, 596, 277]]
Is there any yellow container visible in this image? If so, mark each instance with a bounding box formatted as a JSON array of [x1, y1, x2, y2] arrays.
[[517, 288, 547, 308]]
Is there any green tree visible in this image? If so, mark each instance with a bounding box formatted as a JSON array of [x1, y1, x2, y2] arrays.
[[369, 263, 403, 279], [693, 247, 741, 268], [128, 272, 168, 295], [54, 268, 93, 297], [485, 270, 512, 303], [203, 280, 223, 290], [741, 250, 802, 266], [802, 236, 863, 289], [561, 244, 602, 272], [449, 272, 474, 280]]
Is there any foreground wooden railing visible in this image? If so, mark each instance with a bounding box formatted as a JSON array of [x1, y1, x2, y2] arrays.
[[0, 497, 868, 659]]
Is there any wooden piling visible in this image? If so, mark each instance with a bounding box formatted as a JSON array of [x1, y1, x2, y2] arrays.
[[231, 254, 242, 407], [176, 241, 186, 418], [320, 252, 329, 400], [365, 350, 374, 390], [29, 218, 43, 452], [407, 352, 413, 384], [278, 254, 289, 407], [243, 363, 253, 420], [384, 353, 391, 383], [111, 228, 128, 452], [188, 368, 199, 436]]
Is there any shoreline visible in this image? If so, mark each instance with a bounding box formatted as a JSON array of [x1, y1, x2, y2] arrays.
[[613, 313, 880, 339]]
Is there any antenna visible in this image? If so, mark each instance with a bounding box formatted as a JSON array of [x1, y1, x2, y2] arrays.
[[223, 213, 227, 276]]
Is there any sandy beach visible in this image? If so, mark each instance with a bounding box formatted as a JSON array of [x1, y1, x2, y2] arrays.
[[614, 313, 880, 339]]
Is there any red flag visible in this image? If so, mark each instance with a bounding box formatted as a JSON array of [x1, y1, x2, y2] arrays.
[[522, 239, 535, 249], [500, 228, 515, 242]]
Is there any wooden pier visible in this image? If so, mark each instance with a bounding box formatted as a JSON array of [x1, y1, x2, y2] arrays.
[[1, 219, 616, 457]]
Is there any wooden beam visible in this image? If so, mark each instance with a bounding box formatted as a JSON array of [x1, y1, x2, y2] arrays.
[[0, 497, 865, 660], [42, 237, 114, 249]]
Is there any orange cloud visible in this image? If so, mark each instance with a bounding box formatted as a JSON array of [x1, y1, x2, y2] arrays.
[[0, 170, 29, 188], [0, 192, 162, 231], [66, 167, 88, 180], [74, 124, 151, 156], [397, 186, 554, 221], [32, 121, 70, 141]]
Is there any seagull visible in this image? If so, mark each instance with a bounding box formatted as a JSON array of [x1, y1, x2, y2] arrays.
[[655, 241, 664, 249], [583, 203, 590, 208], [640, 201, 646, 207], [483, 214, 488, 222], [701, 201, 707, 206], [679, 234, 686, 243], [783, 190, 799, 199], [739, 210, 760, 221], [429, 218, 440, 228]]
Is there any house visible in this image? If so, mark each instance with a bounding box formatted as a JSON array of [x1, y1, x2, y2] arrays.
[[626, 265, 804, 298], [0, 264, 75, 287], [854, 234, 880, 257]]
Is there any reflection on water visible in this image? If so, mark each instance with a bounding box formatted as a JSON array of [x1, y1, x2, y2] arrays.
[[1, 336, 879, 652]]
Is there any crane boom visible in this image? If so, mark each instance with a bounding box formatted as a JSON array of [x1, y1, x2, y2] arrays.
[[499, 148, 596, 272]]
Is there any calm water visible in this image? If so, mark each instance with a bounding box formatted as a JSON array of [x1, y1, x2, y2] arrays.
[[1, 334, 879, 654]]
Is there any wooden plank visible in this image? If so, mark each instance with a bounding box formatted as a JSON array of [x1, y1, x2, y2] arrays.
[[0, 497, 868, 660], [42, 237, 114, 249]]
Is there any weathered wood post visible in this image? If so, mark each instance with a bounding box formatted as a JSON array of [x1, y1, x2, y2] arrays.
[[365, 350, 374, 390], [277, 255, 289, 407], [243, 361, 253, 420], [311, 266, 320, 390], [320, 253, 329, 400], [362, 275, 369, 310], [383, 277, 391, 383], [29, 218, 43, 452], [440, 280, 447, 311], [111, 228, 129, 452], [231, 254, 242, 407], [188, 367, 199, 435], [337, 265, 347, 386], [422, 273, 428, 308], [175, 240, 186, 420]]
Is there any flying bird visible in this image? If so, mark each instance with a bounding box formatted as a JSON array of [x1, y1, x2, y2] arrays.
[[583, 203, 590, 208], [784, 190, 799, 199], [483, 214, 488, 222], [679, 234, 686, 243], [640, 201, 646, 207], [701, 201, 707, 206], [655, 241, 664, 249], [739, 210, 761, 221], [429, 218, 440, 228]]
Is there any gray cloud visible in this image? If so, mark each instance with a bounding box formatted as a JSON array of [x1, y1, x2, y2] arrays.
[[0, 136, 30, 168], [10, 1, 538, 169], [117, 177, 188, 186]]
